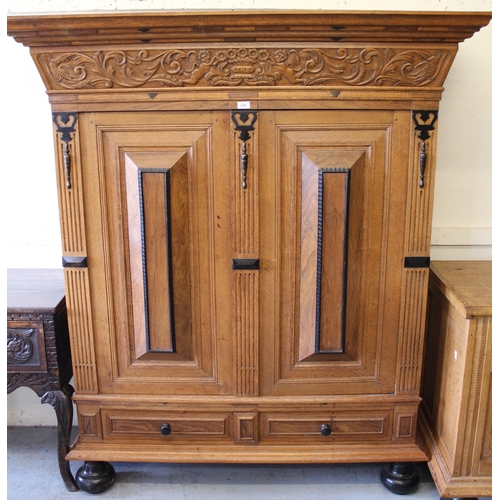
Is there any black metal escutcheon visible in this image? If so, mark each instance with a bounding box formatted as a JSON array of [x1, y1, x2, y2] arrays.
[[412, 110, 438, 189], [52, 112, 78, 190], [62, 256, 88, 268], [231, 110, 257, 189], [404, 256, 430, 268], [232, 259, 259, 271]]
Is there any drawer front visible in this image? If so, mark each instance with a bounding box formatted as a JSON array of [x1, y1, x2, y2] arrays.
[[7, 320, 47, 372], [102, 409, 232, 443], [261, 412, 392, 443]]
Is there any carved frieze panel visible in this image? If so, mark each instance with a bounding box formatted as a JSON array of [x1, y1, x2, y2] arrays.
[[7, 328, 36, 364], [36, 47, 453, 90], [7, 316, 51, 373]]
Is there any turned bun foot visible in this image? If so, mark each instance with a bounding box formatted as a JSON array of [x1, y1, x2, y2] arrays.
[[75, 461, 115, 494], [380, 462, 420, 495]]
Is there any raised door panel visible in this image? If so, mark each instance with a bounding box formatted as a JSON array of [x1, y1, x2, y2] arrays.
[[260, 110, 410, 396], [80, 111, 232, 395]]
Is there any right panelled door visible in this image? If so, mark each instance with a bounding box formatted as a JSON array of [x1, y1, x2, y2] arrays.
[[259, 109, 411, 397]]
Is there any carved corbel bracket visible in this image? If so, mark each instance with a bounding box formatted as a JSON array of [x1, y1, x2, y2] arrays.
[[412, 110, 438, 189], [53, 112, 78, 189]]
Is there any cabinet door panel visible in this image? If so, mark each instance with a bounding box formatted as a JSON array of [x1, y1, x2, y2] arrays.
[[125, 151, 191, 356], [299, 150, 364, 359], [260, 110, 408, 396], [82, 112, 232, 395]]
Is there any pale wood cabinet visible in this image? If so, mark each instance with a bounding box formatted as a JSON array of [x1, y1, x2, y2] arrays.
[[419, 261, 492, 498], [7, 10, 491, 494]]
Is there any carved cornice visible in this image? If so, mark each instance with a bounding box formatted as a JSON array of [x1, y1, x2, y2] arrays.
[[37, 47, 453, 90], [7, 11, 492, 47]]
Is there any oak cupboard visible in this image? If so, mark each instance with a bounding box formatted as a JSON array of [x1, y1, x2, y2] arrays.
[[419, 261, 492, 499], [7, 10, 491, 495]]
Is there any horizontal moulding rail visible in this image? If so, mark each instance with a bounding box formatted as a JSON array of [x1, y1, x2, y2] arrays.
[[46, 89, 444, 112], [71, 393, 423, 405], [66, 443, 429, 464]]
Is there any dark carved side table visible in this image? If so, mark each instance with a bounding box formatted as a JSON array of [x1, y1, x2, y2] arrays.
[[7, 268, 78, 492]]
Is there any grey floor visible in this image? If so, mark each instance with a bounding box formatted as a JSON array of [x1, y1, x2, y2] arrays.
[[7, 426, 491, 500]]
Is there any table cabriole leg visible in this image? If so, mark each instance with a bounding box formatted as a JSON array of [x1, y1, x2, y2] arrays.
[[41, 385, 79, 492]]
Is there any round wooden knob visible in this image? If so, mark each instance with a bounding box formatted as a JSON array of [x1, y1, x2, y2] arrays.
[[160, 423, 171, 436], [321, 423, 332, 436]]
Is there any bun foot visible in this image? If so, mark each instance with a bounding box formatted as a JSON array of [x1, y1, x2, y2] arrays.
[[381, 462, 420, 495], [75, 461, 115, 494]]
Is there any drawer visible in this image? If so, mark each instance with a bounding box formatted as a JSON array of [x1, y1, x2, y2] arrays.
[[7, 320, 47, 372], [261, 411, 392, 443], [102, 409, 232, 443]]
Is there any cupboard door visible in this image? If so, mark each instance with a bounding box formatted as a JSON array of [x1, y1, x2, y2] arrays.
[[260, 110, 411, 396], [80, 111, 233, 395]]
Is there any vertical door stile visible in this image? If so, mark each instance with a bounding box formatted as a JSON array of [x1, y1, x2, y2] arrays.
[[397, 109, 438, 398], [232, 110, 259, 397], [55, 112, 100, 396]]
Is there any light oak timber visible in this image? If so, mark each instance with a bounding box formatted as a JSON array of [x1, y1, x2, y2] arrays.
[[83, 111, 231, 394], [266, 110, 405, 394], [29, 45, 457, 91], [71, 393, 424, 404], [419, 261, 492, 498], [7, 10, 490, 46], [64, 269, 98, 394], [47, 91, 445, 111], [67, 443, 428, 464], [234, 412, 259, 444], [7, 9, 491, 481]]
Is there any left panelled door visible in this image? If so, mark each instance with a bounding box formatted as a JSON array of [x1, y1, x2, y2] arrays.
[[79, 111, 233, 396]]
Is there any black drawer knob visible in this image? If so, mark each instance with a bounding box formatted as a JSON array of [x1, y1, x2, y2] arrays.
[[321, 424, 332, 436], [160, 423, 171, 436]]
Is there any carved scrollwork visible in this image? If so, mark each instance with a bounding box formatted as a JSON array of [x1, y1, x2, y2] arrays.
[[38, 47, 451, 89], [7, 373, 53, 395], [7, 328, 34, 364]]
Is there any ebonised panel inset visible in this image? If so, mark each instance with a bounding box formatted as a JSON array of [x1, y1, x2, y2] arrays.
[[138, 168, 176, 353], [299, 148, 365, 361], [125, 151, 192, 356], [315, 168, 350, 354]]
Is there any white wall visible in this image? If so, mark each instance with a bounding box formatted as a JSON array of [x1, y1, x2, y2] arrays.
[[5, 0, 492, 425]]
